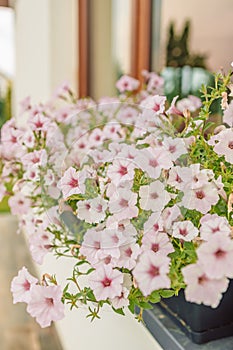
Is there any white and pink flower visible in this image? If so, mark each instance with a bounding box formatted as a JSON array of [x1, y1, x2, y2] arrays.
[[115, 75, 140, 93], [197, 233, 233, 279], [27, 285, 65, 328], [8, 193, 31, 216], [172, 220, 199, 241], [133, 251, 170, 296], [182, 263, 229, 308], [200, 214, 231, 240], [139, 181, 170, 212], [58, 167, 86, 198], [89, 265, 123, 301], [107, 159, 135, 185], [109, 188, 138, 220], [11, 267, 38, 304]]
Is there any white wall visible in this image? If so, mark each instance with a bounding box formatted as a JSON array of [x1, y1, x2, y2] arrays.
[[160, 0, 233, 71], [14, 0, 77, 112]]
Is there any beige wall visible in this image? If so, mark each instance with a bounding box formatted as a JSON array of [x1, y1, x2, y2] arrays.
[[161, 0, 233, 71], [14, 0, 77, 113], [89, 0, 116, 99]]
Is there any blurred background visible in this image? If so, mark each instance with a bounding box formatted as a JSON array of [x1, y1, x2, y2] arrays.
[[0, 0, 233, 116], [0, 1, 233, 349]]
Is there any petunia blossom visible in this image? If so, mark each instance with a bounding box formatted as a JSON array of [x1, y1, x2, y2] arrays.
[[172, 221, 199, 241], [197, 233, 233, 279], [133, 251, 170, 296], [143, 212, 164, 235], [135, 147, 172, 179], [182, 263, 229, 308], [108, 188, 138, 220], [58, 166, 86, 198], [89, 265, 123, 301], [141, 231, 174, 256], [139, 181, 170, 212], [162, 137, 187, 161], [181, 183, 219, 214], [210, 129, 233, 164], [27, 285, 65, 328], [8, 193, 31, 216], [115, 75, 140, 93], [107, 159, 135, 185], [200, 214, 231, 241], [11, 267, 38, 304]]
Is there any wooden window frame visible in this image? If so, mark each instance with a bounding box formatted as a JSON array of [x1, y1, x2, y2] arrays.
[[0, 0, 9, 6], [78, 0, 152, 96], [131, 0, 152, 81]]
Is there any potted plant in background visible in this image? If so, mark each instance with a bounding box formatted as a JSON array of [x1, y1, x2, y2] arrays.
[[0, 66, 233, 345], [162, 20, 214, 102]]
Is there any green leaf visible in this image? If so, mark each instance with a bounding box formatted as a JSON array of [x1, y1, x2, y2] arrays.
[[137, 301, 153, 310], [160, 290, 175, 298], [128, 300, 135, 314], [112, 307, 125, 316], [203, 121, 215, 132], [149, 290, 161, 303]]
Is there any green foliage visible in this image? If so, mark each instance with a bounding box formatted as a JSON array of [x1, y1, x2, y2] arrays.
[[166, 20, 207, 69]]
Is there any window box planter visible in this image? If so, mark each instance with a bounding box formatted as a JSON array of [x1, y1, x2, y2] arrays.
[[159, 280, 233, 344]]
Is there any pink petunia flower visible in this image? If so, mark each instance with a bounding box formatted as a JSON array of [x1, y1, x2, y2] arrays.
[[188, 163, 213, 190], [182, 263, 229, 308], [181, 183, 219, 214], [107, 159, 135, 185], [139, 181, 170, 212], [143, 212, 164, 235], [133, 251, 171, 296], [58, 167, 86, 198], [146, 73, 164, 95], [200, 214, 231, 240], [167, 166, 191, 191], [117, 107, 139, 125], [108, 188, 138, 220], [110, 287, 130, 309], [117, 239, 141, 270], [8, 193, 31, 216], [210, 129, 233, 164], [176, 95, 202, 113], [79, 229, 103, 266], [162, 205, 181, 231], [89, 265, 123, 301], [106, 216, 137, 238], [141, 231, 174, 255], [172, 220, 199, 241], [223, 101, 233, 127], [117, 144, 138, 161], [11, 267, 38, 304], [22, 149, 47, 169], [140, 95, 166, 115], [162, 137, 187, 161], [103, 121, 123, 140], [77, 199, 93, 223], [29, 228, 53, 264], [27, 285, 65, 328], [115, 75, 140, 93], [197, 233, 233, 279], [88, 149, 111, 164], [135, 147, 173, 179], [88, 128, 105, 147], [28, 113, 51, 132], [88, 196, 108, 223]]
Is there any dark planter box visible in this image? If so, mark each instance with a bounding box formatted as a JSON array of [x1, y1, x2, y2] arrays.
[[159, 280, 233, 344]]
